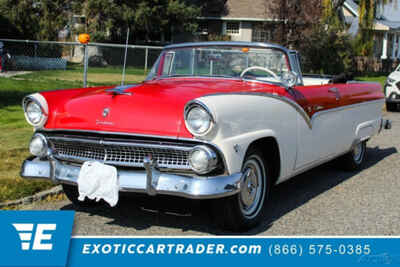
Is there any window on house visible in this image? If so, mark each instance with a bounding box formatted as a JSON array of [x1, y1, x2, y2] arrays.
[[225, 22, 240, 35], [197, 22, 208, 35], [252, 24, 273, 43]]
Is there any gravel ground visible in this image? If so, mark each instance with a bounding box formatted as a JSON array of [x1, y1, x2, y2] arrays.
[[21, 112, 400, 236]]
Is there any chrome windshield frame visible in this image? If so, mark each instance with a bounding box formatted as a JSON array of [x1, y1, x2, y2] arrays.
[[146, 41, 296, 83]]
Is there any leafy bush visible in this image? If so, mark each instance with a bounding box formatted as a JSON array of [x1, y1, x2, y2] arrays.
[[298, 25, 356, 75]]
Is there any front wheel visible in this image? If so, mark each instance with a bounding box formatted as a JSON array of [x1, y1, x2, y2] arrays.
[[213, 149, 271, 231], [339, 141, 367, 171]]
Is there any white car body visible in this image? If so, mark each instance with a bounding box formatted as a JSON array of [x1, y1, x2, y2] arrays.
[[385, 64, 400, 106]]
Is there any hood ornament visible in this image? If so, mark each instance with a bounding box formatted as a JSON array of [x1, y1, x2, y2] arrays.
[[102, 108, 110, 118], [105, 85, 136, 96]]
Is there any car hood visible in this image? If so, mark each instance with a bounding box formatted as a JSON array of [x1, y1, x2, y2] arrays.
[[42, 78, 276, 138]]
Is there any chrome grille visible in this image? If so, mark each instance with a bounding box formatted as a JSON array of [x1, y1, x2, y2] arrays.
[[48, 137, 192, 170]]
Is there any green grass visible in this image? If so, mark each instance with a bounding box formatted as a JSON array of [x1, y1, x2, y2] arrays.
[[0, 66, 147, 203], [356, 76, 386, 88]]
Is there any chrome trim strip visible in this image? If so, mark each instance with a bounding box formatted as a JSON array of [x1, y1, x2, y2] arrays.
[[310, 99, 384, 124], [41, 128, 190, 141], [203, 92, 313, 129], [21, 157, 243, 200], [202, 93, 385, 130], [46, 136, 194, 151], [164, 41, 290, 54]]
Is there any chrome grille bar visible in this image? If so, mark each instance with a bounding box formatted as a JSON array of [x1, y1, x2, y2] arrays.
[[47, 136, 193, 170]]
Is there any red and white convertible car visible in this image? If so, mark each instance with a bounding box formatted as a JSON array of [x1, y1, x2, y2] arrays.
[[21, 42, 390, 230]]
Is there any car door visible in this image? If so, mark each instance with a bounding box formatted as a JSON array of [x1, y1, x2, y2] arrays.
[[290, 84, 345, 169]]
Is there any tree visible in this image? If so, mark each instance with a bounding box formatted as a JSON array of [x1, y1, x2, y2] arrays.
[[267, 0, 324, 48], [78, 0, 201, 43], [0, 0, 73, 40], [355, 0, 394, 55]]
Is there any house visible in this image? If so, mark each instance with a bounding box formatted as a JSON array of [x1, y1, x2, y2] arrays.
[[343, 0, 400, 59], [193, 0, 281, 43]]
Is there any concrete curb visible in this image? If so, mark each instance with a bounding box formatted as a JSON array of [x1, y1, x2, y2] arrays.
[[0, 185, 63, 209]]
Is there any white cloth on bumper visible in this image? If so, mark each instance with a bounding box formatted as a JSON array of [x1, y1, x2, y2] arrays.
[[77, 161, 119, 207]]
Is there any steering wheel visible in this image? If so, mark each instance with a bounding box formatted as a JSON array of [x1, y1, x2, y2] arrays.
[[240, 66, 279, 80]]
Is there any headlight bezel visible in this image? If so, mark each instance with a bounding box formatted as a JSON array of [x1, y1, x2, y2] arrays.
[[189, 145, 218, 174], [184, 100, 215, 137], [22, 94, 49, 128], [29, 133, 49, 158]]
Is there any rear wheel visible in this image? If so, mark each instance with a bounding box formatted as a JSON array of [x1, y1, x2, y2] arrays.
[[62, 184, 102, 207], [339, 141, 366, 171], [213, 149, 271, 231]]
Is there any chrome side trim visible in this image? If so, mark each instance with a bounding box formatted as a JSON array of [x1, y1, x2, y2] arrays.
[[203, 92, 313, 129], [202, 92, 385, 130], [310, 99, 384, 124]]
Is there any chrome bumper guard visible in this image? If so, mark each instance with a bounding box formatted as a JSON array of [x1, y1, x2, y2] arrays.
[[21, 157, 243, 199]]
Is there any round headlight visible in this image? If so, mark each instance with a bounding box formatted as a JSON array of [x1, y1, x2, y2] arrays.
[[26, 101, 43, 125], [23, 94, 49, 128], [185, 105, 213, 135], [29, 134, 48, 157], [189, 146, 218, 174]]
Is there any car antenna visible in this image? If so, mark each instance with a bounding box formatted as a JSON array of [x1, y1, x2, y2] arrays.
[[121, 27, 130, 86]]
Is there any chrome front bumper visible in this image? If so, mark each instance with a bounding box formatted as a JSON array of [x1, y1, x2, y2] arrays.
[[21, 157, 243, 199]]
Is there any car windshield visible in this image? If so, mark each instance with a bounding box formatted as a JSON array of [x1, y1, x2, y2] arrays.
[[146, 46, 290, 82]]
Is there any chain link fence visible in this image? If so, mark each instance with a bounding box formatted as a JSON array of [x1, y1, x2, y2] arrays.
[[0, 39, 163, 88]]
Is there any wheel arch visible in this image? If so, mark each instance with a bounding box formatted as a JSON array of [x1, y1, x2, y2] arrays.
[[245, 136, 281, 186]]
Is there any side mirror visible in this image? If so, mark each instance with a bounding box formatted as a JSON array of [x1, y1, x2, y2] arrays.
[[281, 71, 298, 89]]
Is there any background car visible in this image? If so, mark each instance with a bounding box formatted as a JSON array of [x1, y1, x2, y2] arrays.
[[385, 64, 400, 111]]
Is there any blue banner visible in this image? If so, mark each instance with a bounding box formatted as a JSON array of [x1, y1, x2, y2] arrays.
[[1, 211, 400, 266], [68, 237, 400, 266]]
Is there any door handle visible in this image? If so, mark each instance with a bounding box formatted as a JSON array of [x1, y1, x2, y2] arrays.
[[328, 87, 341, 100]]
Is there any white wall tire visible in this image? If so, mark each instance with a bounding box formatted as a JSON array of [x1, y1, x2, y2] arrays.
[[339, 141, 367, 171], [212, 149, 271, 231]]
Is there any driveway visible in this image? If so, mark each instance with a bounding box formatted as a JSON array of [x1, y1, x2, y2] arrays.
[[21, 112, 399, 236]]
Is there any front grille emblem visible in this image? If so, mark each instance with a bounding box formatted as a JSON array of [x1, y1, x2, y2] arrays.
[[102, 108, 110, 118]]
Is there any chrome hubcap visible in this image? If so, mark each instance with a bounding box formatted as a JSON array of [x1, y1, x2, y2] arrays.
[[239, 157, 264, 219], [241, 167, 258, 207], [353, 142, 364, 163]]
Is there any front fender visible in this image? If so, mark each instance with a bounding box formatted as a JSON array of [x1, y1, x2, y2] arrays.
[[197, 93, 299, 179]]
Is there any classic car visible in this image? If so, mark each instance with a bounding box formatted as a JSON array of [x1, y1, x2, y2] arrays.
[[20, 41, 391, 231], [385, 63, 400, 111]]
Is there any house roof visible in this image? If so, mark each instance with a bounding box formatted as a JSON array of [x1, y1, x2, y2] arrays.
[[201, 0, 277, 22], [344, 0, 400, 31]]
